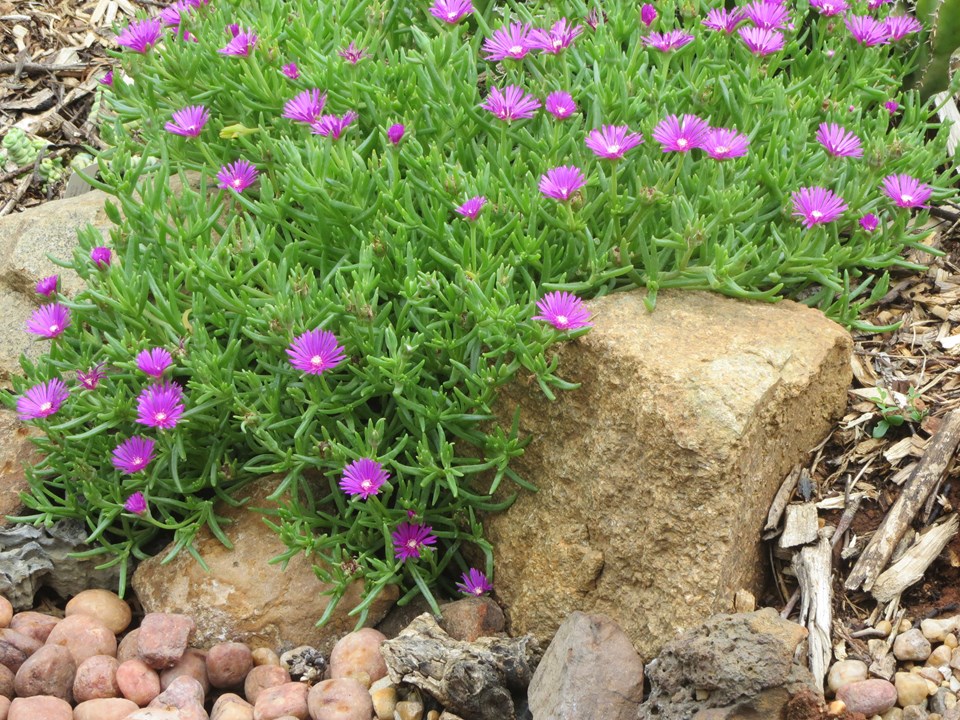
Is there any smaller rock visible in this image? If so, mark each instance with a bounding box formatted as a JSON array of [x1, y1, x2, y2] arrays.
[[0, 696, 9, 720], [126, 709, 189, 719], [148, 675, 205, 710], [252, 648, 280, 667], [0, 628, 42, 672], [923, 618, 960, 644], [44, 613, 116, 665], [73, 697, 139, 720], [117, 658, 161, 706], [7, 695, 72, 720], [13, 643, 75, 701], [8, 612, 58, 643], [307, 678, 373, 720], [0, 663, 14, 697], [828, 659, 869, 694], [932, 689, 955, 715], [244, 665, 291, 705], [118, 628, 141, 663], [73, 654, 120, 702], [208, 642, 254, 689], [65, 589, 132, 635], [915, 667, 946, 685], [138, 614, 196, 669], [930, 647, 954, 667], [0, 598, 11, 628], [279, 645, 326, 683], [902, 705, 928, 720], [329, 629, 387, 689], [947, 635, 959, 650], [252, 681, 309, 720], [438, 598, 505, 643], [895, 630, 933, 662], [160, 648, 209, 696], [836, 679, 899, 716], [395, 698, 424, 720], [877, 621, 893, 636], [882, 708, 904, 720], [438, 713, 464, 720], [897, 672, 933, 708], [211, 692, 254, 720], [369, 677, 396, 720]]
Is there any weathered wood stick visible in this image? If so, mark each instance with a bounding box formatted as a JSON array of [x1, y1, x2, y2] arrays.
[[846, 410, 960, 592], [795, 528, 833, 692], [872, 515, 959, 602]]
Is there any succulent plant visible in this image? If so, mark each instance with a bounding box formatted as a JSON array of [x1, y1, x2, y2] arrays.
[[914, 0, 960, 99]]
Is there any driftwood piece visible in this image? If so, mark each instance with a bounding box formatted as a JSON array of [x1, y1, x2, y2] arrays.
[[872, 515, 959, 602], [765, 466, 801, 533], [846, 410, 960, 591], [780, 503, 819, 549], [794, 527, 833, 692], [380, 614, 541, 720]]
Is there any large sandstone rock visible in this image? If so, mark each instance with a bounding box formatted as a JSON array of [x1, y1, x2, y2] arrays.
[[0, 408, 36, 518], [132, 475, 398, 653], [484, 289, 851, 659]]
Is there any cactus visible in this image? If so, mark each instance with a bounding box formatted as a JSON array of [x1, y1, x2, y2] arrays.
[[1, 128, 41, 167], [914, 0, 960, 100]]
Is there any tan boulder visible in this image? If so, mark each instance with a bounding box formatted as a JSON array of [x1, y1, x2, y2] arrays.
[[0, 408, 37, 518], [483, 289, 851, 659], [132, 476, 398, 652]]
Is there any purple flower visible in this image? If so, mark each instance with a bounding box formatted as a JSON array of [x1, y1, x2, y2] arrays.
[[392, 522, 437, 561], [640, 4, 657, 27], [311, 112, 358, 140], [429, 0, 474, 23], [652, 114, 710, 152], [164, 105, 209, 137], [539, 166, 587, 202], [217, 159, 259, 193], [481, 86, 541, 122], [528, 19, 584, 54], [482, 22, 532, 62], [702, 127, 750, 160], [160, 1, 191, 27], [137, 347, 173, 378], [859, 213, 879, 232], [26, 303, 70, 339], [456, 568, 494, 596], [884, 100, 900, 114], [703, 8, 746, 33], [809, 0, 848, 16], [585, 125, 644, 160], [816, 123, 863, 158], [281, 62, 300, 79], [35, 275, 58, 297], [867, 0, 890, 8], [112, 436, 156, 474], [738, 26, 785, 54], [585, 8, 603, 30], [282, 89, 327, 124], [884, 15, 923, 41], [226, 23, 240, 37], [77, 364, 105, 390], [845, 15, 889, 46], [91, 246, 112, 268], [743, 1, 789, 29], [287, 329, 346, 375], [123, 492, 147, 515], [339, 458, 389, 500], [387, 123, 405, 145], [116, 18, 163, 53], [17, 379, 69, 420], [136, 381, 185, 430], [218, 28, 257, 56], [881, 174, 932, 208], [456, 196, 487, 220], [791, 187, 849, 228], [643, 29, 695, 51], [532, 291, 592, 330], [100, 70, 114, 86], [338, 42, 369, 64], [545, 91, 577, 120]]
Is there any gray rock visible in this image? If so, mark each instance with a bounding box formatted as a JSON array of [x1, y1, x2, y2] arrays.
[[0, 520, 122, 609], [894, 629, 933, 662], [527, 611, 644, 720]]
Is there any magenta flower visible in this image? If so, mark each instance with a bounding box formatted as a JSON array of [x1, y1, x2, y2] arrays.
[[281, 62, 300, 79], [123, 492, 147, 515], [585, 125, 644, 160], [456, 196, 487, 220], [136, 347, 173, 378], [881, 174, 932, 208], [859, 213, 879, 232], [884, 15, 922, 41], [585, 8, 603, 30], [338, 42, 369, 64], [482, 22, 532, 61], [539, 166, 587, 202], [884, 100, 900, 114], [91, 246, 112, 268], [311, 112, 358, 140], [339, 458, 389, 500], [26, 303, 70, 339], [809, 0, 848, 15], [652, 114, 710, 152], [481, 86, 541, 122], [282, 89, 327, 124], [100, 70, 114, 86], [17, 379, 69, 420], [743, 1, 789, 29], [217, 159, 259, 193], [791, 187, 849, 228], [429, 0, 474, 23], [643, 29, 695, 51], [816, 123, 862, 158], [845, 15, 889, 46], [287, 329, 346, 375], [702, 127, 750, 160], [387, 123, 405, 145], [640, 4, 657, 27], [218, 28, 257, 56], [226, 23, 240, 37], [116, 18, 163, 53], [77, 364, 105, 390], [868, 0, 890, 8], [35, 275, 58, 297], [532, 291, 592, 331], [528, 19, 584, 54], [164, 105, 209, 137], [136, 381, 185, 430], [738, 26, 785, 54], [392, 522, 437, 561], [112, 436, 156, 474], [545, 91, 577, 120], [703, 8, 746, 33], [160, 1, 191, 27], [456, 568, 494, 596]]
